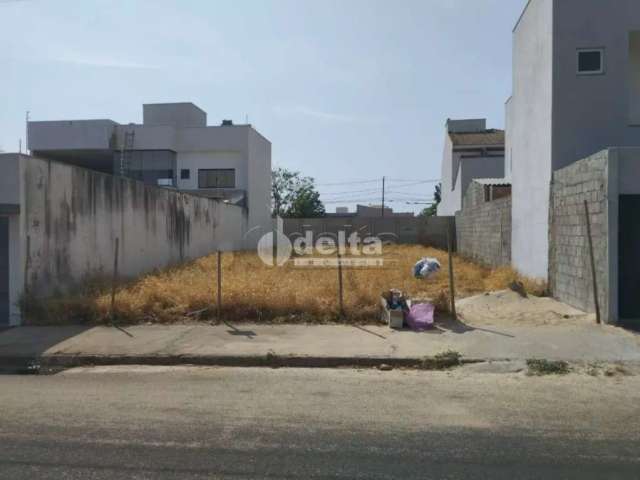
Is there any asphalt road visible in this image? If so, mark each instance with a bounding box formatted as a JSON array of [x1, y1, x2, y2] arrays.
[[1, 365, 639, 479]]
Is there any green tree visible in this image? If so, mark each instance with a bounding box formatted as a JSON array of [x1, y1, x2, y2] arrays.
[[419, 183, 441, 217], [272, 167, 325, 218]]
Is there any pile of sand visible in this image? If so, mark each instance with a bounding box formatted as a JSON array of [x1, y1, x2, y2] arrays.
[[456, 290, 593, 327]]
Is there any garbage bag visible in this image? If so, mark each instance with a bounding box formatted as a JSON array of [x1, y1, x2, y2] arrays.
[[407, 303, 435, 331], [413, 257, 441, 279]]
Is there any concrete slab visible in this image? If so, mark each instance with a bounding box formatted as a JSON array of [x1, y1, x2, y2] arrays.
[[0, 320, 638, 367]]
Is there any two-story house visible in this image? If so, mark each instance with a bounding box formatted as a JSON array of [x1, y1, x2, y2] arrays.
[[27, 102, 272, 242], [507, 0, 640, 279], [437, 119, 505, 216]]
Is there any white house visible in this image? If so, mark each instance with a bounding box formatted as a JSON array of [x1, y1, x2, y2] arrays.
[[506, 0, 640, 279], [437, 119, 505, 216], [28, 102, 272, 246]]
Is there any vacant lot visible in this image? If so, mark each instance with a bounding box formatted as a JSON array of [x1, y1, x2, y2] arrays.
[[28, 245, 544, 325]]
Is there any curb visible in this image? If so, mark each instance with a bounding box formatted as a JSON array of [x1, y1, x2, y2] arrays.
[[0, 353, 483, 372]]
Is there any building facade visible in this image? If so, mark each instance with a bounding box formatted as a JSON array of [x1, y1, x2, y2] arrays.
[[437, 119, 505, 216], [28, 103, 272, 246], [507, 0, 640, 279]]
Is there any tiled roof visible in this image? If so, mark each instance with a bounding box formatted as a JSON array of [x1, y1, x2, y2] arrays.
[[450, 129, 505, 147]]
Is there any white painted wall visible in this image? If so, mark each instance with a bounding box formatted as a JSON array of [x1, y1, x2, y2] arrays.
[[437, 134, 456, 216], [510, 0, 554, 279], [247, 128, 272, 247]]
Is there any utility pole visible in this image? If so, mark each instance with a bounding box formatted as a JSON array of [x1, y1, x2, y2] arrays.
[[381, 176, 385, 217], [25, 111, 30, 155]]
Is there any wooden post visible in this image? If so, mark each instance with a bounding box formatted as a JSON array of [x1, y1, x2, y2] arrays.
[[584, 201, 601, 324], [110, 237, 119, 324], [217, 250, 222, 322], [447, 220, 457, 320], [337, 251, 344, 318]]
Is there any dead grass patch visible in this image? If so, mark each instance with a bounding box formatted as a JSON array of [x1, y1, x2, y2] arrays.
[[24, 245, 546, 325]]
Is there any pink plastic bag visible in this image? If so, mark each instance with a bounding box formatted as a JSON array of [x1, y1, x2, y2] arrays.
[[407, 303, 435, 331]]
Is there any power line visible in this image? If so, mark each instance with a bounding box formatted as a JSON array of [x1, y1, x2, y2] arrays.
[[316, 178, 440, 187], [316, 179, 380, 187]]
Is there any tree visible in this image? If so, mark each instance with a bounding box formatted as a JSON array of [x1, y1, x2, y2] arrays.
[[272, 167, 325, 218], [419, 183, 442, 217]]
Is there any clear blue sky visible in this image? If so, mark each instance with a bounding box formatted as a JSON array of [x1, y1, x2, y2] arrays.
[[0, 0, 527, 212]]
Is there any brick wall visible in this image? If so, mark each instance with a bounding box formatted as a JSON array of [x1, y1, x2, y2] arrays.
[[549, 150, 609, 320], [455, 182, 511, 267]]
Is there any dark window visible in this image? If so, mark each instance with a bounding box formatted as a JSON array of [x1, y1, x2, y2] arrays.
[[578, 49, 603, 74], [198, 169, 235, 188], [181, 169, 190, 180]]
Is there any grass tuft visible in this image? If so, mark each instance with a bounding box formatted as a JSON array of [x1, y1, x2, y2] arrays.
[[526, 359, 571, 376]]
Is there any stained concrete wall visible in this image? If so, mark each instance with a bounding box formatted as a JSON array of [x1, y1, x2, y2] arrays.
[[282, 216, 452, 250], [455, 182, 511, 267], [549, 150, 609, 321], [21, 155, 247, 299]]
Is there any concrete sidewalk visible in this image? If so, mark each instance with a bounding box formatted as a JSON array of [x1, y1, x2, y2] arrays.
[[1, 320, 639, 369]]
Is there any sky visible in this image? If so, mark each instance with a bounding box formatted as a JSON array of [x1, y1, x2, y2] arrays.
[[0, 0, 528, 213]]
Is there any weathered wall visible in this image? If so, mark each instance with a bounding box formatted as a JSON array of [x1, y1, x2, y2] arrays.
[[282, 216, 452, 250], [455, 182, 511, 267], [549, 150, 609, 320], [22, 155, 247, 297]]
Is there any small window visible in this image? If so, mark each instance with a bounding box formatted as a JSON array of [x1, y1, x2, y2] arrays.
[[180, 169, 190, 180], [198, 169, 235, 188], [577, 49, 604, 75]]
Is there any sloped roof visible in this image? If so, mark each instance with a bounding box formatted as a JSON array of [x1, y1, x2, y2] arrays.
[[450, 129, 505, 147], [474, 177, 511, 186]]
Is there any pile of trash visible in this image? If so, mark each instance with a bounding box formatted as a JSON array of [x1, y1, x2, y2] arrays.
[[381, 289, 435, 331], [379, 258, 443, 330], [413, 257, 441, 279]]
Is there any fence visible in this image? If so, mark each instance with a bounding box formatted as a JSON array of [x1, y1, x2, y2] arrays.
[[455, 181, 511, 267], [282, 216, 453, 250]]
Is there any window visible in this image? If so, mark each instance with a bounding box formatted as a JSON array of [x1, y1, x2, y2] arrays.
[[577, 49, 604, 75], [198, 169, 235, 188], [180, 169, 190, 180]]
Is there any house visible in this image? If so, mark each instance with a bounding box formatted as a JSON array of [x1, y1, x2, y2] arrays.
[[507, 0, 640, 279], [27, 102, 272, 245], [437, 119, 505, 216], [506, 0, 640, 324]]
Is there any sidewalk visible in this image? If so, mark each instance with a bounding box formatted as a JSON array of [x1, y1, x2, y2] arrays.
[[1, 319, 639, 369]]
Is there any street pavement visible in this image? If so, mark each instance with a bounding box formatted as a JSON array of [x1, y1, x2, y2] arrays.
[[1, 366, 639, 479]]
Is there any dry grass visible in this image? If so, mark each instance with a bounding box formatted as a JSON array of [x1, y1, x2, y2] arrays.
[[25, 245, 546, 325]]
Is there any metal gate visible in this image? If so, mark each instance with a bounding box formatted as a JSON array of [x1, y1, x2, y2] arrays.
[[0, 217, 9, 326], [619, 195, 640, 325]]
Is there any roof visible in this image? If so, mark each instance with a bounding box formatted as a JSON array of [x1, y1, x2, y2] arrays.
[[449, 129, 505, 147], [473, 177, 512, 186]]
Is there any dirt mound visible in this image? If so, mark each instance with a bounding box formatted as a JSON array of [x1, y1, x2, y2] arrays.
[[456, 290, 592, 327]]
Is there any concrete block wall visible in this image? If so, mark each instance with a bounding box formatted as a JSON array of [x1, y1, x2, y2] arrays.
[[549, 150, 609, 319], [282, 216, 452, 250], [21, 155, 248, 299], [455, 182, 511, 267]]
